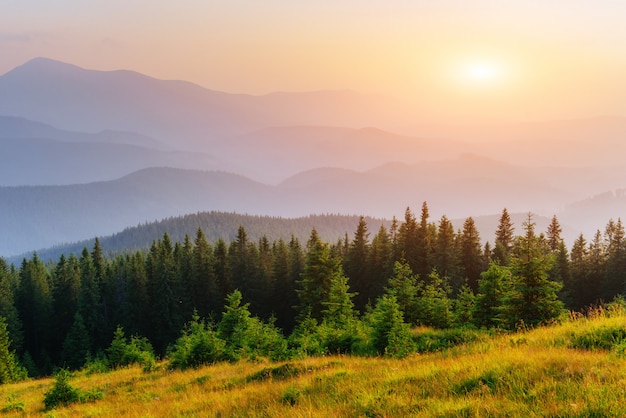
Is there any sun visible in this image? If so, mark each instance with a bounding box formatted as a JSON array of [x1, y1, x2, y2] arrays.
[[461, 60, 502, 84]]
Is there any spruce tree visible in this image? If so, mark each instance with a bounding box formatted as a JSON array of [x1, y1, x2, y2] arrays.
[[473, 263, 512, 328], [0, 315, 25, 383], [61, 312, 90, 371], [493, 208, 515, 266], [296, 229, 343, 323], [385, 260, 420, 324], [505, 214, 564, 328], [344, 216, 370, 312], [459, 217, 483, 291]]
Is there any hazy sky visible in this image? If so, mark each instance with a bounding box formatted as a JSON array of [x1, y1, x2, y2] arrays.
[[2, 0, 626, 122]]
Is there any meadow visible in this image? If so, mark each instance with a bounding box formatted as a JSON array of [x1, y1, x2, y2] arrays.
[[1, 308, 626, 417]]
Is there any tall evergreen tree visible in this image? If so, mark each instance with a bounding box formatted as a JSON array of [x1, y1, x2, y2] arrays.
[[0, 315, 25, 383], [60, 312, 90, 371], [51, 254, 81, 362], [344, 216, 370, 312], [397, 207, 419, 271], [123, 251, 150, 337], [433, 215, 459, 284], [364, 225, 393, 307], [191, 229, 218, 318], [459, 217, 483, 291], [321, 274, 357, 328], [603, 218, 626, 300], [568, 234, 588, 309], [17, 253, 53, 372], [147, 234, 183, 354], [505, 214, 564, 328], [0, 258, 22, 353], [473, 263, 512, 328], [385, 260, 420, 324], [416, 202, 433, 279], [493, 208, 515, 266], [546, 215, 563, 253], [296, 229, 344, 323], [587, 230, 606, 305], [77, 247, 102, 355]]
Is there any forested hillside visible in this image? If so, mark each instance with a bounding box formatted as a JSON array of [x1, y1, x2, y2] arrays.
[[17, 212, 389, 263], [1, 203, 625, 378]]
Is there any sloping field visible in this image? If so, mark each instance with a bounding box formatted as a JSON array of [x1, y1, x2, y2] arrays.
[[2, 312, 626, 417]]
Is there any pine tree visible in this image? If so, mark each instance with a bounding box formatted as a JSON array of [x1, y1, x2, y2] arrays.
[[364, 225, 393, 307], [603, 218, 626, 300], [51, 254, 81, 362], [17, 253, 53, 372], [493, 208, 515, 266], [369, 295, 413, 358], [147, 234, 182, 354], [473, 262, 512, 328], [0, 259, 23, 354], [505, 214, 564, 328], [77, 247, 102, 355], [191, 229, 218, 318], [459, 217, 483, 292], [344, 216, 370, 312], [415, 271, 453, 329], [568, 234, 589, 309], [385, 260, 420, 324], [295, 229, 343, 323], [321, 274, 357, 328], [433, 215, 459, 284], [217, 290, 252, 360], [397, 207, 419, 271], [60, 313, 90, 370], [546, 215, 563, 253], [0, 316, 25, 383], [124, 251, 150, 337]]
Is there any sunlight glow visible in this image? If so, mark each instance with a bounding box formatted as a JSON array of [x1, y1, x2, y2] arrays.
[[464, 61, 500, 83]]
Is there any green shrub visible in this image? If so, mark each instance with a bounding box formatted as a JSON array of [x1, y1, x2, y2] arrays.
[[246, 363, 305, 383], [412, 327, 484, 353], [280, 385, 302, 406], [568, 325, 626, 351], [43, 369, 103, 410], [106, 326, 156, 370], [368, 295, 414, 358], [1, 397, 25, 413], [288, 317, 325, 358], [169, 316, 226, 370]]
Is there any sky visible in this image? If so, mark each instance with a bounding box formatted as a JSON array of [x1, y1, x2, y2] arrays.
[[2, 0, 626, 122]]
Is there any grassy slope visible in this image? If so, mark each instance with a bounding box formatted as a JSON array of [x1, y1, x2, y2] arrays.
[[2, 314, 626, 417]]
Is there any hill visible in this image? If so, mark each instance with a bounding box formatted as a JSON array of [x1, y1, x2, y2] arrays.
[[1, 311, 625, 416], [0, 58, 411, 148], [15, 212, 390, 263]]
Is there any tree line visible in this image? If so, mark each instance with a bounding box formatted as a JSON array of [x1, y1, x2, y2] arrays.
[[1, 203, 625, 379]]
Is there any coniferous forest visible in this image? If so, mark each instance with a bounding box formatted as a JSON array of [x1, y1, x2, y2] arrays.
[[1, 203, 625, 380]]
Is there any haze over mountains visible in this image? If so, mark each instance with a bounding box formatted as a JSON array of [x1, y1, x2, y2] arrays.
[[1, 57, 625, 257]]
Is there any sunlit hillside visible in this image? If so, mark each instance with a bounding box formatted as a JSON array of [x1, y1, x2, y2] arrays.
[[2, 308, 625, 417]]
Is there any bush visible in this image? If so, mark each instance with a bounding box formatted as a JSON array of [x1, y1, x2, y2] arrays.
[[106, 326, 156, 371], [368, 295, 414, 358], [568, 325, 626, 351], [169, 316, 226, 370], [288, 317, 325, 358], [412, 327, 484, 353], [43, 369, 103, 410]]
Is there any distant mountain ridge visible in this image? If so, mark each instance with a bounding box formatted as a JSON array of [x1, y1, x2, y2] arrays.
[[11, 212, 390, 264], [1, 58, 625, 257], [0, 57, 411, 148], [0, 163, 617, 257]]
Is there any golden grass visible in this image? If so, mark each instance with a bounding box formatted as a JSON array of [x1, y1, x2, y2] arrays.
[[2, 313, 626, 417]]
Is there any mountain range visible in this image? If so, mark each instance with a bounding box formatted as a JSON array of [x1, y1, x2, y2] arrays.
[[1, 57, 625, 257]]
